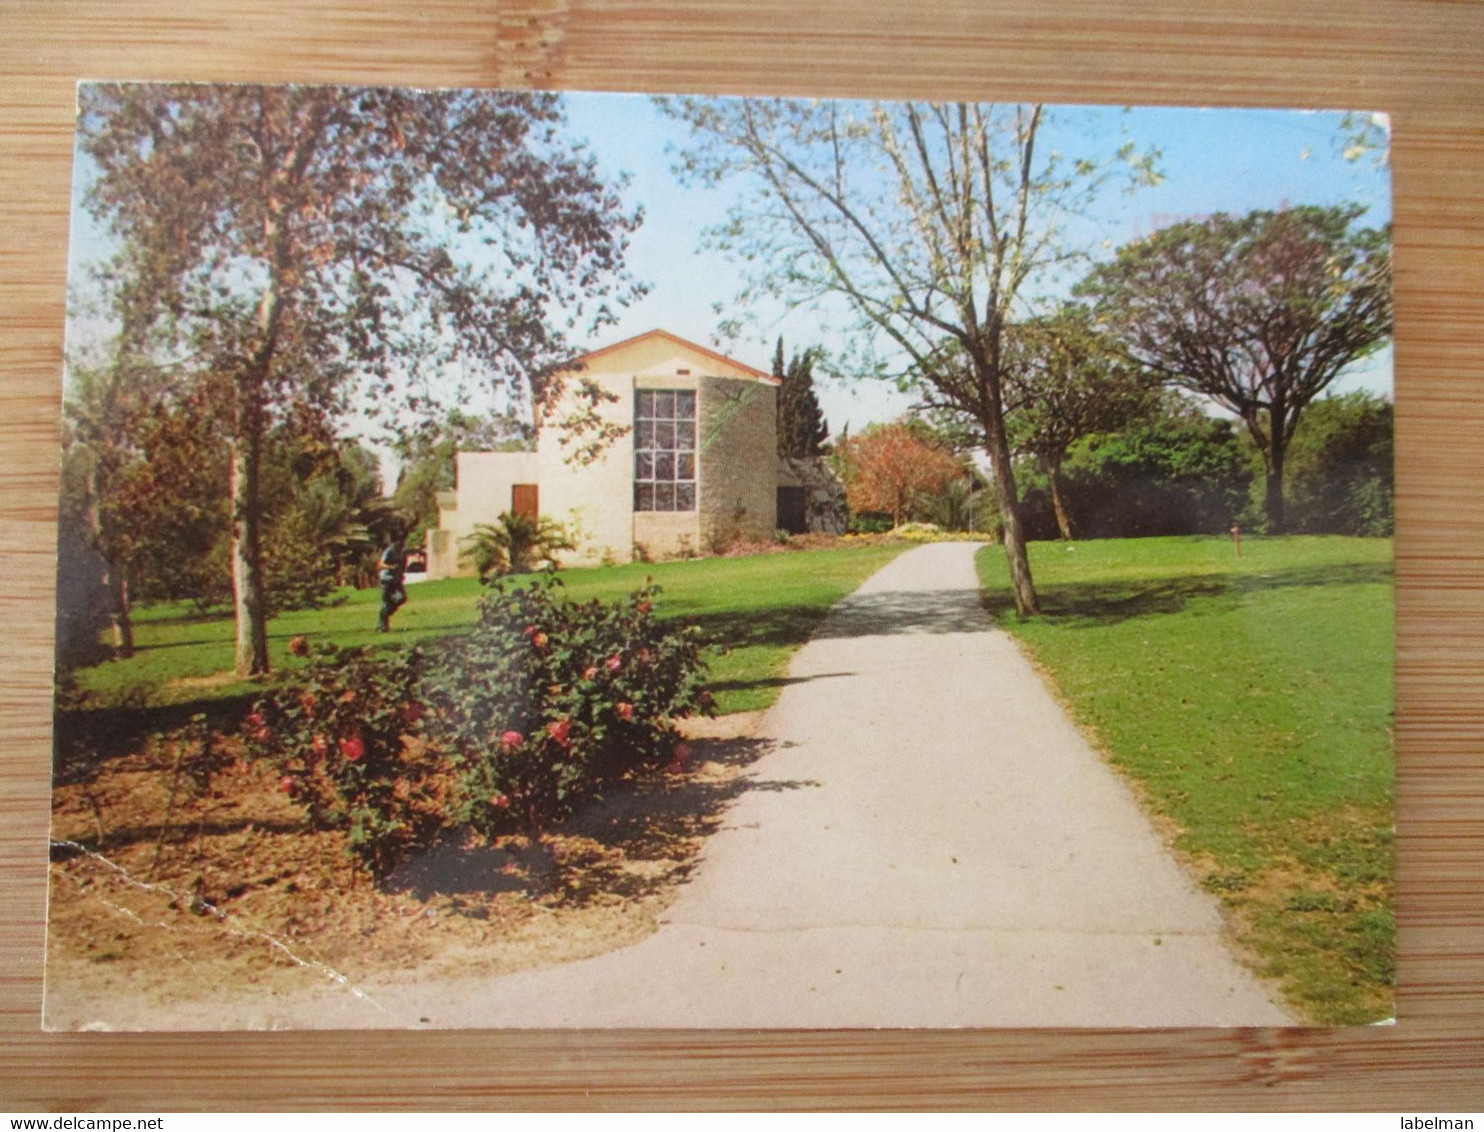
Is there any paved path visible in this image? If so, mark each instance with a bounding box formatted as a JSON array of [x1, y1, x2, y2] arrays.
[[68, 541, 1287, 1030], [283, 540, 1290, 1028]]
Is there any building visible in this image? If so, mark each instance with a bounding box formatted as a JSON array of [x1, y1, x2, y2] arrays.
[[426, 330, 786, 575]]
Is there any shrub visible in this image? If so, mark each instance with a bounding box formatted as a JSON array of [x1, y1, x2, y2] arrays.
[[244, 579, 711, 876], [244, 644, 455, 876], [430, 578, 710, 833], [460, 512, 577, 581], [1280, 392, 1394, 537]]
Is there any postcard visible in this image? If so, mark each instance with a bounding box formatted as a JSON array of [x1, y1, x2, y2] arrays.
[[47, 85, 1394, 1029]]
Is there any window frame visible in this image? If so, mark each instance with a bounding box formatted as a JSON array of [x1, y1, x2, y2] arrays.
[[634, 388, 698, 513]]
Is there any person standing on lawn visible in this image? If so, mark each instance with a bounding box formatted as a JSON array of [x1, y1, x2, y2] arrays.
[[377, 534, 408, 632]]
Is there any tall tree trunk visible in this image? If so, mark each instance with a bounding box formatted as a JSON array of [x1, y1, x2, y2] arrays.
[[231, 381, 270, 676], [84, 471, 134, 658], [108, 567, 134, 657], [1266, 400, 1287, 534], [1046, 456, 1075, 541], [980, 402, 1039, 618]]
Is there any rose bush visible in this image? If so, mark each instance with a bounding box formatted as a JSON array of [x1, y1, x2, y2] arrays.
[[243, 579, 710, 876], [430, 577, 710, 836], [243, 644, 458, 875]]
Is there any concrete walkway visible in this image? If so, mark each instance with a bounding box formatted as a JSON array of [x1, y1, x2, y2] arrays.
[[282, 540, 1290, 1028]]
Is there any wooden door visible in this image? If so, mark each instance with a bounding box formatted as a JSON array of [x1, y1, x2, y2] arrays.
[[512, 483, 539, 521]]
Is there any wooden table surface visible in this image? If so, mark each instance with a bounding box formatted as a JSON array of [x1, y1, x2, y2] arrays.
[[2, 0, 1481, 1112]]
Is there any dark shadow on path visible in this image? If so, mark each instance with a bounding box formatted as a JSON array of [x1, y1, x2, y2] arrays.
[[386, 733, 819, 910]]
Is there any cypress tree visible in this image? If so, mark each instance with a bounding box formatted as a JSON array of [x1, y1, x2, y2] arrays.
[[776, 340, 830, 458]]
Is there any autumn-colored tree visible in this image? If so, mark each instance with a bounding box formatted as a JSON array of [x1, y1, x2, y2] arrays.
[[1080, 206, 1391, 532], [79, 84, 642, 674], [835, 422, 966, 527]]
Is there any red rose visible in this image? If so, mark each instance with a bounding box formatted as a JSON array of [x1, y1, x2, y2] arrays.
[[523, 624, 538, 638], [289, 635, 311, 657], [246, 712, 265, 729], [279, 776, 296, 794], [605, 654, 622, 673], [637, 601, 652, 615], [547, 719, 572, 746], [489, 794, 510, 809], [253, 727, 273, 745], [340, 735, 366, 762], [616, 702, 635, 721], [500, 730, 524, 749]]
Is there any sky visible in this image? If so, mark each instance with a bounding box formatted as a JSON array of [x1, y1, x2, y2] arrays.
[[64, 91, 1394, 460], [557, 95, 1393, 438]]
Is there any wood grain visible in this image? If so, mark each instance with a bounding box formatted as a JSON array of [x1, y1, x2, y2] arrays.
[[2, 0, 1480, 1111]]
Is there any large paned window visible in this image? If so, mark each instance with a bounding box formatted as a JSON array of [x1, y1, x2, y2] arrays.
[[634, 389, 697, 512]]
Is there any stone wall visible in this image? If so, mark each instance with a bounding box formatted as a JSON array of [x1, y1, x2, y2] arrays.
[[698, 375, 778, 551]]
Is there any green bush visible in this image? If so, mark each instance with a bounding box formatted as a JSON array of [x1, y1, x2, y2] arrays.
[[460, 512, 577, 581], [1018, 412, 1253, 540], [432, 578, 710, 833], [1281, 393, 1394, 537], [245, 644, 454, 876], [245, 579, 710, 876]]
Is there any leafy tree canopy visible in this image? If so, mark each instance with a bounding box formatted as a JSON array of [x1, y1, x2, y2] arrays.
[[1079, 204, 1391, 531], [78, 83, 644, 673], [661, 95, 1159, 616]]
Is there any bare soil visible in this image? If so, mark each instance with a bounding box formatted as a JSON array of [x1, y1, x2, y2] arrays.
[[45, 712, 768, 1030]]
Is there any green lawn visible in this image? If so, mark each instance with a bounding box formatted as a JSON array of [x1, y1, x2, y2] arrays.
[[71, 544, 910, 717], [977, 534, 1395, 1024]]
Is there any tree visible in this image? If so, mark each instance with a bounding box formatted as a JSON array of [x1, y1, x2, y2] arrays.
[[772, 338, 829, 458], [1018, 397, 1252, 540], [834, 421, 966, 527], [391, 410, 532, 543], [79, 84, 642, 674], [460, 513, 577, 582], [1080, 205, 1391, 532], [1280, 391, 1394, 536], [663, 97, 1158, 616], [1001, 307, 1157, 539], [259, 431, 399, 604], [61, 357, 231, 652]]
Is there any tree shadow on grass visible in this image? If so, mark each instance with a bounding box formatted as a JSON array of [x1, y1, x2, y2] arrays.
[[984, 560, 1394, 629], [387, 734, 816, 909], [52, 691, 263, 788]]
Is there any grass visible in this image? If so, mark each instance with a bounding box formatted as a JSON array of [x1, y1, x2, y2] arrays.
[[69, 543, 910, 718], [977, 534, 1395, 1024]]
